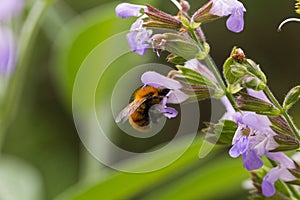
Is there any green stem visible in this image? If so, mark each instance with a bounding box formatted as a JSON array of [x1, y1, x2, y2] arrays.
[[264, 86, 300, 141], [189, 29, 239, 110], [0, 1, 51, 149]]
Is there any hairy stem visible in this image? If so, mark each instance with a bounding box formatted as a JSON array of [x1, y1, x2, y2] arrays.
[[264, 86, 300, 141], [189, 29, 238, 110]]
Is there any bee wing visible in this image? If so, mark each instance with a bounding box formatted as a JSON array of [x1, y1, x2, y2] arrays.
[[115, 98, 147, 123]]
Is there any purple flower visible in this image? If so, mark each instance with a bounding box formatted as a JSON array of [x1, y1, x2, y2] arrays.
[[126, 18, 152, 55], [115, 3, 152, 55], [0, 0, 23, 21], [0, 28, 16, 76], [115, 3, 146, 18], [222, 92, 279, 171], [141, 71, 189, 118], [210, 0, 246, 33], [262, 152, 296, 197]]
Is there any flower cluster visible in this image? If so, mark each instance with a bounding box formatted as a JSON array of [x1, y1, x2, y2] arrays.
[[116, 0, 300, 198], [116, 0, 246, 55]]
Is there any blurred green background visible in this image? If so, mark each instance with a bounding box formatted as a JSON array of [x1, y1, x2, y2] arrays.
[[2, 0, 300, 200]]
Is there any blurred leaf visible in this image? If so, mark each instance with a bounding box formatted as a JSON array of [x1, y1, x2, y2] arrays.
[[51, 1, 137, 109], [0, 155, 44, 200], [55, 136, 248, 200]]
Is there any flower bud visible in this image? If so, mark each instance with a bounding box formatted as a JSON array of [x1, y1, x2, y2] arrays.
[[272, 134, 300, 152], [268, 116, 293, 136], [180, 0, 190, 13], [242, 76, 266, 91], [236, 92, 280, 116], [192, 1, 217, 23], [143, 5, 182, 30], [152, 33, 201, 60]]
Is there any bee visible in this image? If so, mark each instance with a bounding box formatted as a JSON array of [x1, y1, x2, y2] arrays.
[[115, 85, 170, 131]]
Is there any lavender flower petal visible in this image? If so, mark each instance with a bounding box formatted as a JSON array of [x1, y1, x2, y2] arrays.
[[141, 71, 183, 90], [0, 0, 23, 21], [210, 0, 245, 17], [241, 112, 272, 132], [262, 153, 296, 197], [126, 18, 152, 55], [156, 98, 178, 118], [167, 89, 189, 104], [247, 89, 271, 103], [115, 3, 146, 18], [229, 135, 248, 158], [242, 149, 263, 170], [226, 6, 244, 33], [262, 167, 279, 197], [162, 107, 178, 118], [210, 0, 246, 32]]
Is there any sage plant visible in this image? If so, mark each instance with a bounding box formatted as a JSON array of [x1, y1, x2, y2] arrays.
[[116, 0, 300, 199]]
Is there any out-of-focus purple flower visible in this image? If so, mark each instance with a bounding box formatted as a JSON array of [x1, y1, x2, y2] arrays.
[[141, 71, 189, 118], [115, 3, 147, 19], [262, 152, 296, 197], [0, 0, 23, 21], [0, 28, 16, 76], [210, 0, 246, 33], [0, 0, 24, 76], [126, 18, 152, 55]]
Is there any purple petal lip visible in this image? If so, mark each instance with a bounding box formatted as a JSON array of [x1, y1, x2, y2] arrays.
[[162, 107, 178, 118], [226, 7, 244, 33], [115, 3, 146, 18], [242, 149, 263, 170]]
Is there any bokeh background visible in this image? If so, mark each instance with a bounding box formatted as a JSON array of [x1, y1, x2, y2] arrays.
[[2, 0, 300, 200]]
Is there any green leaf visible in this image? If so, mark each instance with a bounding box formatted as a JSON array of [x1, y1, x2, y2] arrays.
[[166, 54, 187, 64], [54, 136, 249, 200], [283, 86, 300, 111], [51, 2, 141, 110], [204, 120, 237, 145]]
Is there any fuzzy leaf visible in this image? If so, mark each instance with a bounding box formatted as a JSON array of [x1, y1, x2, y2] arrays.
[[283, 86, 300, 111]]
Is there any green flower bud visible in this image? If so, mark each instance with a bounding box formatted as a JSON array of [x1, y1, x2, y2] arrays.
[[268, 116, 294, 136], [271, 134, 300, 152], [242, 76, 266, 91], [236, 92, 280, 116]]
